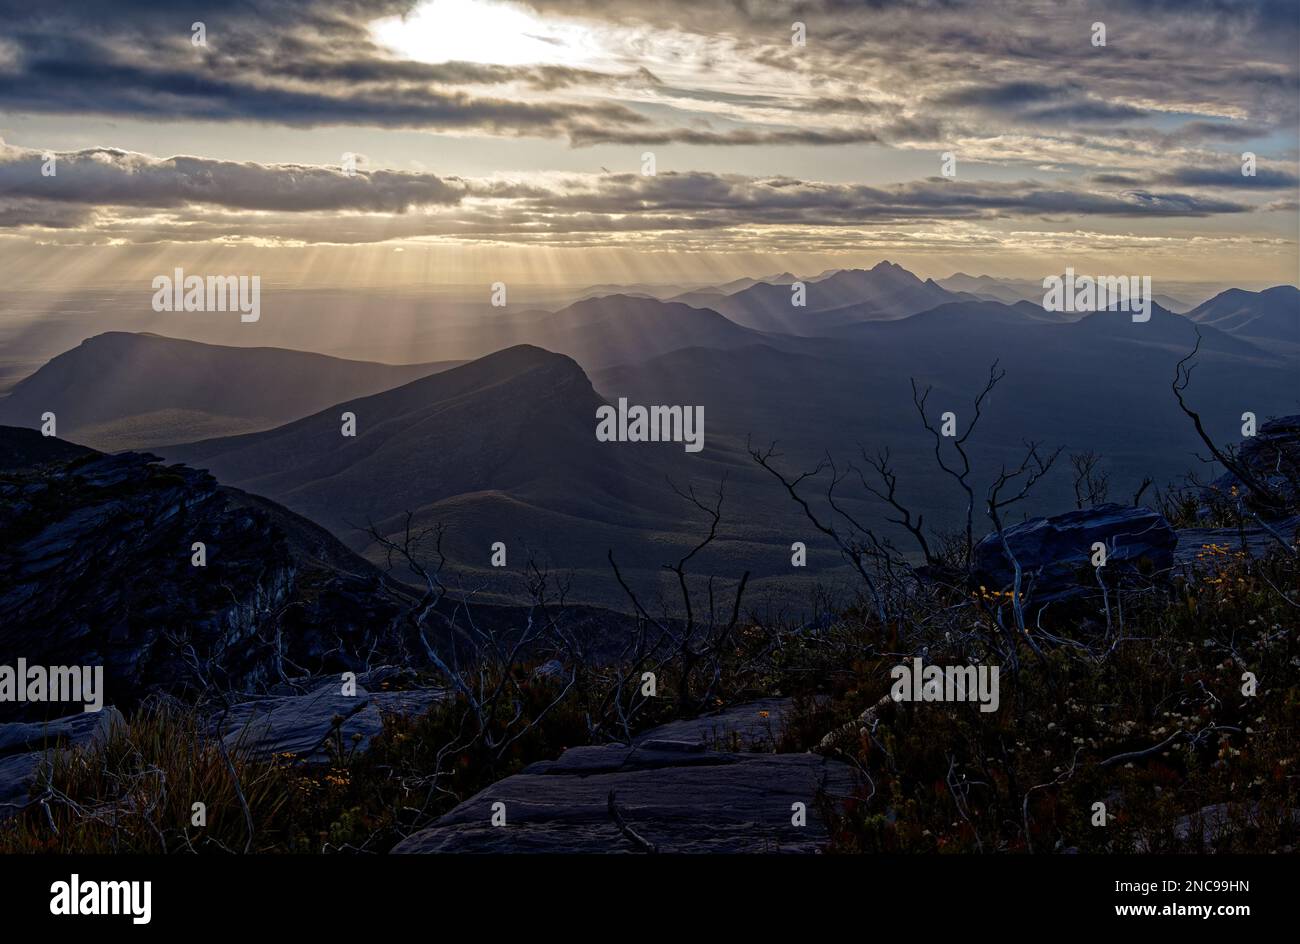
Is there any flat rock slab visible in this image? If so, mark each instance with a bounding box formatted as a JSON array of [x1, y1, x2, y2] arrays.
[[1175, 518, 1300, 567], [394, 752, 856, 854], [636, 696, 792, 752], [218, 681, 444, 763], [521, 697, 797, 776], [0, 708, 123, 819], [394, 699, 857, 854], [523, 741, 721, 776]]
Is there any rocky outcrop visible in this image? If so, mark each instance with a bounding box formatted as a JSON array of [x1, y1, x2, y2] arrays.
[[1212, 413, 1300, 512], [393, 699, 859, 854], [972, 503, 1177, 608], [0, 708, 123, 819], [0, 430, 411, 721], [215, 673, 445, 763]]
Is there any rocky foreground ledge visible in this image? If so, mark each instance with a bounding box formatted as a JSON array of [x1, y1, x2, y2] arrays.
[[393, 699, 858, 854], [0, 709, 122, 818]]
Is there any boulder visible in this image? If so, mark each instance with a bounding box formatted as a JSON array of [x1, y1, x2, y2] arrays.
[[972, 503, 1177, 607]]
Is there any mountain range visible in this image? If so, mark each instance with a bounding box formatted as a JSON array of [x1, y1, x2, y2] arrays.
[[936, 272, 1202, 313], [5, 264, 1295, 609], [693, 261, 980, 334]]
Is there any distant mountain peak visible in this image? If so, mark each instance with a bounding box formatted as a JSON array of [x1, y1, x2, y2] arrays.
[[457, 342, 583, 374], [1187, 284, 1300, 343], [822, 261, 922, 283]]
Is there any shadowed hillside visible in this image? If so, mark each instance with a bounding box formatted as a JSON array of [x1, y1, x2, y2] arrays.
[[1188, 285, 1300, 345], [0, 332, 461, 451]]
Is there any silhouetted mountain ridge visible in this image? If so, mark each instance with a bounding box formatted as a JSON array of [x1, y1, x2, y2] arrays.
[[1187, 285, 1300, 343], [702, 260, 974, 334], [159, 345, 669, 543], [0, 332, 459, 451]]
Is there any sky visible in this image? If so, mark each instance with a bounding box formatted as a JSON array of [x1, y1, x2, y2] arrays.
[[0, 0, 1297, 287]]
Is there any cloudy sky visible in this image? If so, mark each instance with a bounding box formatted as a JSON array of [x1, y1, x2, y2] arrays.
[[0, 0, 1297, 287]]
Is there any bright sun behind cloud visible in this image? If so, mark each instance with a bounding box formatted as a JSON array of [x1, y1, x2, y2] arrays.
[[371, 0, 605, 67]]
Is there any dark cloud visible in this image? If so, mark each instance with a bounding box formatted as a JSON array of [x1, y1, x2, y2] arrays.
[[4, 50, 644, 135], [568, 125, 886, 147], [1155, 165, 1300, 189], [0, 150, 1252, 242], [259, 57, 620, 91], [935, 82, 1063, 109], [1167, 120, 1272, 142], [1112, 0, 1298, 33], [0, 143, 469, 212], [1023, 101, 1149, 123], [934, 82, 1148, 124], [803, 96, 888, 115], [1089, 173, 1142, 186], [0, 198, 92, 228], [526, 173, 1249, 225]]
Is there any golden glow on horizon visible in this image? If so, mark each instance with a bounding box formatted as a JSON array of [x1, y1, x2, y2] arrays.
[[2, 235, 1295, 292]]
